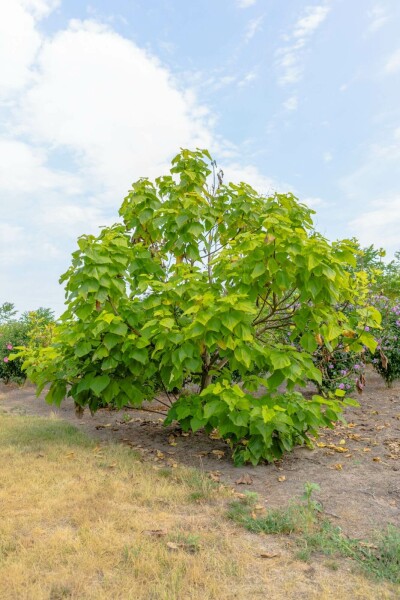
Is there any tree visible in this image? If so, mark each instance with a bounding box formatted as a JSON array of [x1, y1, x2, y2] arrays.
[[0, 302, 17, 324], [19, 149, 380, 464]]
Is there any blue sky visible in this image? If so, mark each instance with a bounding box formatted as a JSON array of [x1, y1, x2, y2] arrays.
[[1, 0, 399, 316]]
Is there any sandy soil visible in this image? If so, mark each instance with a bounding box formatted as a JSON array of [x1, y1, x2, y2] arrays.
[[1, 369, 399, 539]]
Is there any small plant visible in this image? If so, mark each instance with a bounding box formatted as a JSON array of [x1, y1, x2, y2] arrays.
[[228, 484, 400, 584]]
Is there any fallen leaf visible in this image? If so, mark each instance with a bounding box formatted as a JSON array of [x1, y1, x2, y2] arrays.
[[372, 457, 381, 462], [209, 472, 220, 482], [278, 476, 286, 482], [347, 423, 356, 428], [235, 474, 253, 485], [144, 529, 167, 537], [339, 439, 346, 445], [211, 449, 225, 458], [334, 463, 343, 470], [166, 542, 179, 551], [95, 423, 112, 429], [168, 435, 177, 446], [260, 552, 280, 559], [363, 448, 371, 453], [156, 450, 165, 459]]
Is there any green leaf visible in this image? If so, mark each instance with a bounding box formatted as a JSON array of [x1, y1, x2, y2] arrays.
[[103, 333, 121, 350], [75, 342, 92, 357], [251, 263, 266, 279], [268, 351, 291, 370], [90, 374, 111, 396]]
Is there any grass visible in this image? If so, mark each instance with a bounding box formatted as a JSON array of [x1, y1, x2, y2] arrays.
[[0, 412, 398, 599], [228, 487, 400, 585]]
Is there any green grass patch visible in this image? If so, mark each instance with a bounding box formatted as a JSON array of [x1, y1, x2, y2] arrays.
[[0, 413, 93, 450], [228, 485, 400, 584]]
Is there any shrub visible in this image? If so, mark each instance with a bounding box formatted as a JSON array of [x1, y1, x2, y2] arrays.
[[370, 296, 400, 388], [17, 149, 380, 463]]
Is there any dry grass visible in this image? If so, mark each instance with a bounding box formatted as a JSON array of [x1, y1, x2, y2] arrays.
[[0, 412, 397, 600]]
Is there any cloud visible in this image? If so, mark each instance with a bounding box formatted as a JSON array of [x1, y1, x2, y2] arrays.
[[244, 15, 264, 42], [302, 196, 326, 208], [237, 0, 257, 8], [323, 151, 333, 162], [350, 196, 400, 251], [16, 20, 214, 193], [0, 139, 81, 194], [237, 69, 258, 87], [367, 4, 388, 33], [283, 95, 298, 111], [341, 128, 400, 254], [276, 3, 331, 85], [384, 48, 400, 74]]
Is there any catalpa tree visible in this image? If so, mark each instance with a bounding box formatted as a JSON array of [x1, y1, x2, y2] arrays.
[[20, 149, 380, 464]]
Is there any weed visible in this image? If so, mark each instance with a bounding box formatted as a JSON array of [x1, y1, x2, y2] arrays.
[[228, 482, 400, 584]]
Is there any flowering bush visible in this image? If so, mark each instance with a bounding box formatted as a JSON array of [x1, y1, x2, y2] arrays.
[[370, 296, 400, 388], [0, 308, 55, 384], [313, 343, 367, 395], [0, 321, 29, 383]]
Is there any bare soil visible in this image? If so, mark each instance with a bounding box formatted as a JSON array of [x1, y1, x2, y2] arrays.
[[1, 369, 399, 538]]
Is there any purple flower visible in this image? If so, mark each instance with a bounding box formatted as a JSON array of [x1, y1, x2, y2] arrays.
[[328, 363, 334, 369], [3, 357, 9, 363], [354, 364, 360, 370], [364, 326, 370, 332], [338, 383, 345, 390], [340, 369, 348, 375], [6, 344, 12, 350]]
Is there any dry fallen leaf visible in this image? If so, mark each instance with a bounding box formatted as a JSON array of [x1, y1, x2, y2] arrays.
[[333, 463, 343, 470], [156, 450, 165, 459], [277, 475, 286, 482], [208, 472, 220, 482], [363, 448, 371, 453], [144, 529, 167, 537], [260, 552, 280, 559], [372, 457, 381, 462], [339, 439, 346, 445], [166, 542, 179, 551], [168, 435, 177, 446], [211, 449, 225, 458], [235, 474, 253, 485]]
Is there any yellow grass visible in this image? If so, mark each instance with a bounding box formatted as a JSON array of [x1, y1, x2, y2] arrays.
[[0, 411, 397, 600]]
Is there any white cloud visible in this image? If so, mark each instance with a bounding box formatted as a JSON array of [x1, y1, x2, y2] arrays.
[[0, 1, 41, 97], [384, 48, 400, 74], [302, 196, 326, 208], [276, 4, 331, 85], [237, 0, 257, 8], [237, 69, 258, 87], [0, 139, 81, 194], [283, 95, 298, 111], [350, 197, 400, 250], [16, 20, 214, 194], [244, 15, 264, 42], [341, 128, 400, 254], [292, 5, 331, 38], [367, 4, 388, 33]]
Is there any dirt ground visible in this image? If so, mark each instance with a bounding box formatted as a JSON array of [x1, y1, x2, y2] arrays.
[[1, 369, 399, 539]]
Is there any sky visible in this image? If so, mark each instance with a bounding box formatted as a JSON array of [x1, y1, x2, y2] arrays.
[[1, 0, 399, 316]]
